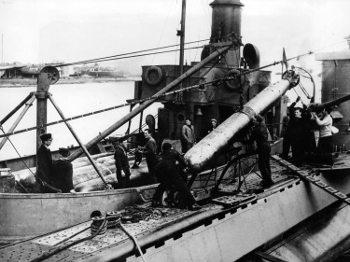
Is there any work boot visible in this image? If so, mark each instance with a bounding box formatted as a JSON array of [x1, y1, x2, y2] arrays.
[[261, 180, 274, 188]]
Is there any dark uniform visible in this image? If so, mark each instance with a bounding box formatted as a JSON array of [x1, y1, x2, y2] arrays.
[[282, 100, 314, 165], [143, 137, 158, 180], [36, 144, 53, 192], [250, 121, 274, 187], [52, 159, 73, 193], [114, 144, 131, 188], [153, 148, 196, 208]]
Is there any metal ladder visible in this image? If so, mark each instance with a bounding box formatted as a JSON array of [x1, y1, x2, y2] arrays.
[[271, 155, 350, 205]]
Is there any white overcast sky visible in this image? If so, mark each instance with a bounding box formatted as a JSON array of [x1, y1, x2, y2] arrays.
[[0, 0, 349, 73]]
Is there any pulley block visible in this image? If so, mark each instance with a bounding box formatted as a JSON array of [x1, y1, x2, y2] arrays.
[[282, 69, 300, 87]]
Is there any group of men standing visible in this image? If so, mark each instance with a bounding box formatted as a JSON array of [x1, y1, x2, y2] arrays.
[[35, 113, 276, 210], [281, 96, 334, 166], [113, 115, 274, 207]]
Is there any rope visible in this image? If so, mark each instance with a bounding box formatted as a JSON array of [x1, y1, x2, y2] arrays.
[[90, 216, 108, 235], [29, 208, 157, 262], [53, 226, 90, 246], [122, 205, 163, 222], [15, 180, 29, 193], [120, 222, 148, 262], [29, 217, 107, 262], [117, 205, 166, 262]]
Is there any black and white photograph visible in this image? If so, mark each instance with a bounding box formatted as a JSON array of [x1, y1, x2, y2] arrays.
[[1, 0, 350, 261]]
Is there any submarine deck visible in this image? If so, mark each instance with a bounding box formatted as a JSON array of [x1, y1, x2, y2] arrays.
[[2, 154, 350, 262]]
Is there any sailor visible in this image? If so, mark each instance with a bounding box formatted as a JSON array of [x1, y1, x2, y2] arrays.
[[131, 132, 145, 168], [246, 115, 274, 188], [36, 133, 54, 193], [113, 139, 131, 188], [181, 118, 196, 154], [282, 97, 309, 166], [142, 129, 158, 181], [282, 96, 300, 159], [52, 147, 74, 193], [152, 142, 201, 210], [207, 118, 218, 134], [311, 107, 333, 166]]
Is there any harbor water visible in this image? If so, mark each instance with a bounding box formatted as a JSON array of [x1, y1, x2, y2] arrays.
[[0, 81, 160, 161]]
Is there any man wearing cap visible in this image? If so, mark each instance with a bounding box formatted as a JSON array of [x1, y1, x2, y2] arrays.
[[52, 147, 74, 193], [245, 115, 274, 188], [153, 142, 201, 211], [207, 118, 218, 134], [113, 140, 131, 188], [36, 133, 54, 192]]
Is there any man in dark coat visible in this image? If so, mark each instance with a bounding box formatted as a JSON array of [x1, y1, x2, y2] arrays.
[[281, 97, 313, 165], [152, 143, 201, 210], [52, 147, 74, 193], [247, 115, 274, 188], [36, 133, 54, 193], [114, 140, 131, 188], [142, 129, 158, 182]]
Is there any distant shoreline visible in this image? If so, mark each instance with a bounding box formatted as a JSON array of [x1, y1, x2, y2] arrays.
[[0, 76, 141, 88]]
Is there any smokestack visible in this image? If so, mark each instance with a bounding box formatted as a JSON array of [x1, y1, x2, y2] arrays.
[[209, 0, 244, 67], [210, 0, 243, 42]]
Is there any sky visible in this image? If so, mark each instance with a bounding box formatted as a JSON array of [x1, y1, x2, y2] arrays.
[[0, 0, 349, 69], [0, 0, 350, 159]]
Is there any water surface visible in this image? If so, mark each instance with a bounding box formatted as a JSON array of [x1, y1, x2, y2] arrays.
[[0, 81, 160, 160]]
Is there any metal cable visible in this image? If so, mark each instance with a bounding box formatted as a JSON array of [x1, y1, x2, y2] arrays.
[[56, 44, 207, 67], [0, 71, 226, 139], [54, 36, 230, 67], [70, 46, 202, 65], [0, 127, 35, 179]]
